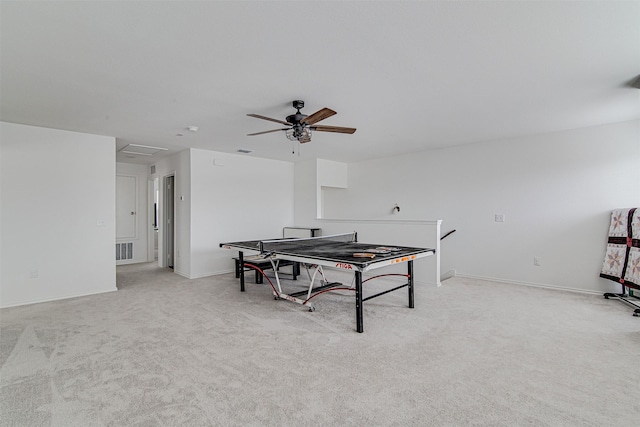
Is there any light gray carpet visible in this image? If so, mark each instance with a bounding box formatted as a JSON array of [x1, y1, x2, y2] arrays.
[[1, 262, 639, 426]]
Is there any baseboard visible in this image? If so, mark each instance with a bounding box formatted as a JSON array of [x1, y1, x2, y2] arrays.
[[455, 273, 603, 296], [0, 287, 118, 309], [173, 269, 191, 279], [440, 269, 456, 281], [185, 268, 235, 280]]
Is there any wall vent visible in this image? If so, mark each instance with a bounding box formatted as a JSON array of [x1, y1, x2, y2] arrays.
[[150, 165, 156, 175], [116, 243, 133, 260]]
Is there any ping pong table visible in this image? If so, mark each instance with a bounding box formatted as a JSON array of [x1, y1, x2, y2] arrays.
[[220, 232, 435, 332]]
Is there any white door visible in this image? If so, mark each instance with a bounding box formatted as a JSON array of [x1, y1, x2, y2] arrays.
[[116, 175, 137, 239]]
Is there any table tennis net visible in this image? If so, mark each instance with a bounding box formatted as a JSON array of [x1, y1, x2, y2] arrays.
[[259, 232, 357, 254]]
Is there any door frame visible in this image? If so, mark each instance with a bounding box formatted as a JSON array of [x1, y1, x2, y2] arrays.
[[147, 178, 158, 262], [161, 173, 175, 269]]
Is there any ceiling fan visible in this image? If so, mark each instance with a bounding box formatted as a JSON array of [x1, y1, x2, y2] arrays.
[[247, 100, 356, 144]]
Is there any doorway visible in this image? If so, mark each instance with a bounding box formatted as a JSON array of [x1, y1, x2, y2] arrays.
[[163, 175, 175, 269], [152, 178, 159, 261]]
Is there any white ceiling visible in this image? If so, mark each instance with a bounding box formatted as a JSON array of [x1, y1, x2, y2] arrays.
[[1, 1, 639, 165]]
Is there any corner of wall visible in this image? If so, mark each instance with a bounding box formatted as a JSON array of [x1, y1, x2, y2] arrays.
[[315, 159, 349, 219]]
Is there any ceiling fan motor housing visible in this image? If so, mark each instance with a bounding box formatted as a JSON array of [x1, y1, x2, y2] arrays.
[[287, 100, 307, 124], [286, 113, 307, 124]]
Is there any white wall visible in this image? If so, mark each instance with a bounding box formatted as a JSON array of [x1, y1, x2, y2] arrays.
[[294, 159, 318, 224], [294, 158, 348, 222], [145, 148, 294, 279], [317, 159, 347, 218], [305, 120, 640, 294], [0, 122, 116, 307], [190, 149, 294, 278], [116, 162, 149, 264]]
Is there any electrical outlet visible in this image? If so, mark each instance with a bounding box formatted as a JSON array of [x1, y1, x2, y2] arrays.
[[533, 257, 541, 266], [495, 214, 505, 222]]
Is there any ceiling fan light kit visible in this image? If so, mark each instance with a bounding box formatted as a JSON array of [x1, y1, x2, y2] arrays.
[[247, 100, 356, 148]]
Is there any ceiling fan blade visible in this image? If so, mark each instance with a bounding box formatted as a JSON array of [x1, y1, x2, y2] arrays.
[[247, 114, 290, 126], [301, 108, 336, 125], [247, 128, 288, 136], [311, 125, 357, 134]]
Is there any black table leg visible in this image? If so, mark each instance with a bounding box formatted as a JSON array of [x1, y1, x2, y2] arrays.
[[356, 271, 363, 333], [408, 260, 414, 308], [239, 251, 245, 292]]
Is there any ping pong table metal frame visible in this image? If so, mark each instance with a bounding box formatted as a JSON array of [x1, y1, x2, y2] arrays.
[[220, 234, 435, 332]]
